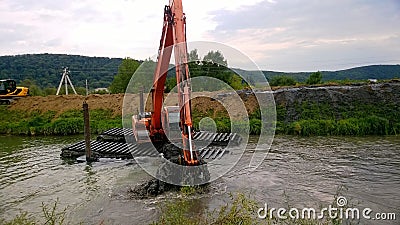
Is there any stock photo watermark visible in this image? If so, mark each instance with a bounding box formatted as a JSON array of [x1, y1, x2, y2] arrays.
[[257, 196, 397, 222]]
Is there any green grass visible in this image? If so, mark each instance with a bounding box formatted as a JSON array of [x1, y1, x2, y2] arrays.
[[0, 107, 122, 136], [151, 192, 352, 225], [283, 116, 391, 136], [191, 99, 399, 136], [0, 189, 358, 225], [277, 101, 399, 136], [152, 193, 258, 225], [0, 199, 68, 225]]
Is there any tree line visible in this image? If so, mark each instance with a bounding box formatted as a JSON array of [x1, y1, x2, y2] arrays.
[[0, 53, 122, 89], [269, 71, 323, 86], [108, 50, 249, 94], [1, 53, 399, 96]]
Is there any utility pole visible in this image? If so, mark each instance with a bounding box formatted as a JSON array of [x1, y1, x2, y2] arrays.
[[56, 67, 78, 95]]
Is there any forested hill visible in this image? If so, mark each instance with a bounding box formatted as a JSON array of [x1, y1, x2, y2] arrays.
[[0, 54, 123, 89], [0, 53, 399, 89], [262, 65, 400, 82], [326, 65, 400, 80]]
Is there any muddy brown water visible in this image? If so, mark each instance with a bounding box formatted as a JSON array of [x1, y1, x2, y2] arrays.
[[0, 135, 399, 224]]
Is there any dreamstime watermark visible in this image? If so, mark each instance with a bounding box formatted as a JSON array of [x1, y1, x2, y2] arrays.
[[257, 196, 397, 222]]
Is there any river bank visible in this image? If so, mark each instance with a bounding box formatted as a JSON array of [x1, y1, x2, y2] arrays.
[[1, 81, 399, 136]]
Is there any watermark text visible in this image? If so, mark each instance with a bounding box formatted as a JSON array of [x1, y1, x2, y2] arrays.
[[257, 196, 397, 222]]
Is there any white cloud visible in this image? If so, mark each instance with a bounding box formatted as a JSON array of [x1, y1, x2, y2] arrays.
[[0, 0, 399, 71], [207, 0, 400, 71], [0, 0, 265, 58]]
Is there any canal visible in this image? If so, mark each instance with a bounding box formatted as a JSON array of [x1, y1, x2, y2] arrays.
[[0, 135, 399, 224]]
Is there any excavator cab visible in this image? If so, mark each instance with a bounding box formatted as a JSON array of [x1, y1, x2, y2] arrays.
[[0, 79, 17, 95], [162, 106, 181, 141], [132, 106, 181, 144], [0, 79, 29, 104], [132, 112, 152, 143]]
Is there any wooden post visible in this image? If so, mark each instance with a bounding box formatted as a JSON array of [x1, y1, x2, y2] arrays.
[[83, 101, 91, 161], [139, 86, 144, 114], [85, 79, 89, 96]]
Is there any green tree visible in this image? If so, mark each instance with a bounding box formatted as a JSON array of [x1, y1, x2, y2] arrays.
[[109, 58, 140, 93], [165, 77, 177, 93], [20, 79, 44, 96], [306, 71, 323, 85], [28, 85, 44, 96], [20, 79, 34, 87], [44, 87, 57, 95], [188, 49, 199, 62], [75, 87, 87, 95], [127, 58, 156, 93], [203, 50, 228, 67], [188, 50, 248, 90], [229, 74, 247, 90]]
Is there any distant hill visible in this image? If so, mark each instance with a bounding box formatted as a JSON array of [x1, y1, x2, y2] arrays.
[[0, 54, 399, 89], [238, 65, 400, 83], [320, 65, 400, 81], [0, 54, 123, 89]]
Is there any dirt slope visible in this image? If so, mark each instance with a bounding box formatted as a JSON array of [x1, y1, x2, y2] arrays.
[[9, 92, 259, 119], [10, 94, 125, 116]]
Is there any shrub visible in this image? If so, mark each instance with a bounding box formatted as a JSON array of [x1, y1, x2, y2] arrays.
[[0, 199, 67, 225], [306, 71, 323, 85], [52, 118, 84, 135], [270, 75, 297, 86], [215, 117, 231, 133], [249, 118, 261, 135]]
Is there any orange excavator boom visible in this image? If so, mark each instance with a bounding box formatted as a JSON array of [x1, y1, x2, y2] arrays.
[[134, 0, 199, 166]]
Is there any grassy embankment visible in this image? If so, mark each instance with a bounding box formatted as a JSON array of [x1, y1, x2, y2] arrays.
[[1, 101, 399, 136], [0, 106, 121, 136], [275, 101, 400, 136], [1, 85, 399, 137], [192, 101, 400, 136]]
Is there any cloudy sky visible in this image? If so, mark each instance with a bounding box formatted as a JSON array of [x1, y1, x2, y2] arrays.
[[0, 0, 399, 71]]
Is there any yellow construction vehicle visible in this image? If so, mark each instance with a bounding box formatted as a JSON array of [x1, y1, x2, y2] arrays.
[[0, 79, 29, 105]]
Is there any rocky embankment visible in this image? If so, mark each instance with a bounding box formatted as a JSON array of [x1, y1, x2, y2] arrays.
[[273, 82, 400, 123]]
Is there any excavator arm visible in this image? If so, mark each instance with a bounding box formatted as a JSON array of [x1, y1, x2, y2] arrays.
[[150, 5, 174, 136], [149, 0, 199, 165]]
